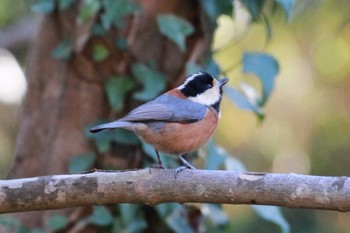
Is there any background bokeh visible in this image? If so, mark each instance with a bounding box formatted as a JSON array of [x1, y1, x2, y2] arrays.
[[1, 1, 350, 232]]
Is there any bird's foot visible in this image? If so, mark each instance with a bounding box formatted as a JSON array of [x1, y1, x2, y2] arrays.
[[174, 155, 196, 179]]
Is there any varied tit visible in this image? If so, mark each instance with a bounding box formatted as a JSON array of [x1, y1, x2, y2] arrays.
[[90, 71, 228, 177]]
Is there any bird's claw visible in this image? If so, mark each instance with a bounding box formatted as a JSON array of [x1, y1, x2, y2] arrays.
[[174, 164, 196, 179]]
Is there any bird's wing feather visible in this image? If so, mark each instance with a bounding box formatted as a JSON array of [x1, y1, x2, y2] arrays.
[[120, 94, 207, 123]]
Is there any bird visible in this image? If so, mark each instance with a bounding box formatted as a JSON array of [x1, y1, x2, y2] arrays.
[[89, 71, 228, 178]]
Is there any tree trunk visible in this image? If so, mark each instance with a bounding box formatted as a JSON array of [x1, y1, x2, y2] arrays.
[[9, 0, 212, 230]]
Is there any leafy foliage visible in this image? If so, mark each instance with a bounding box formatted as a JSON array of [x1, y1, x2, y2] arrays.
[[105, 76, 136, 111], [157, 15, 194, 52], [132, 63, 167, 101], [253, 205, 291, 233], [32, 0, 54, 14], [92, 43, 111, 62], [89, 206, 114, 226], [46, 214, 68, 231], [79, 0, 101, 23], [68, 152, 95, 173], [51, 38, 72, 60]]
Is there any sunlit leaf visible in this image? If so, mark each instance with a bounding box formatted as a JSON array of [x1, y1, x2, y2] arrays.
[[243, 52, 279, 105], [32, 0, 55, 14], [89, 206, 113, 226], [79, 0, 101, 23], [104, 76, 135, 111], [274, 0, 295, 20], [157, 15, 194, 52], [68, 152, 95, 173], [47, 214, 68, 231], [92, 43, 110, 62], [51, 38, 72, 60], [253, 205, 291, 233], [132, 63, 167, 101]]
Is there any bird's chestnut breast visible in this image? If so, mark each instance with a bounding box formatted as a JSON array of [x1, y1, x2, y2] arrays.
[[134, 108, 219, 155]]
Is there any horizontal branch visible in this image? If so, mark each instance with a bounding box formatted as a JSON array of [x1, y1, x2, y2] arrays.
[[0, 169, 349, 213]]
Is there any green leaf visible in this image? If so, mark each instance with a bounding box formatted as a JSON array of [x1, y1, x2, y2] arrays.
[[262, 15, 272, 43], [204, 59, 221, 78], [205, 140, 227, 170], [224, 86, 264, 118], [274, 0, 295, 20], [89, 206, 114, 226], [114, 129, 140, 145], [199, 0, 232, 23], [101, 0, 140, 29], [32, 0, 55, 14], [47, 214, 68, 231], [58, 0, 74, 10], [242, 52, 279, 105], [241, 0, 265, 22], [253, 205, 291, 233], [92, 43, 110, 62], [30, 229, 44, 233], [105, 76, 135, 111], [157, 15, 194, 52], [118, 204, 140, 225], [115, 37, 128, 49], [79, 0, 101, 24], [155, 203, 182, 218], [132, 63, 167, 101], [166, 208, 194, 233], [68, 152, 95, 173], [51, 38, 72, 60], [203, 204, 229, 226]]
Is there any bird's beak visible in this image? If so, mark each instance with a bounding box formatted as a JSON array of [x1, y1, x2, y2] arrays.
[[218, 78, 229, 87]]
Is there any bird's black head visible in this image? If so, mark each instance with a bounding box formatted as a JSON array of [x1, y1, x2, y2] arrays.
[[178, 71, 229, 111]]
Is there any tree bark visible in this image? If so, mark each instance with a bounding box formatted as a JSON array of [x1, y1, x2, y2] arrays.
[[1, 170, 350, 213], [10, 0, 212, 229]]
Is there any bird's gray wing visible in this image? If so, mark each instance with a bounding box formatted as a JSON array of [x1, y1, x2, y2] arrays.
[[120, 94, 207, 123]]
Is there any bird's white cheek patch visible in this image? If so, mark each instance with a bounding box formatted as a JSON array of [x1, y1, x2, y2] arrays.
[[188, 85, 221, 106]]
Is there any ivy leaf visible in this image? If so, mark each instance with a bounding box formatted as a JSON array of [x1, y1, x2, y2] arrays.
[[253, 205, 291, 233], [243, 52, 279, 105], [132, 63, 167, 101], [32, 0, 55, 14], [115, 37, 128, 50], [68, 152, 95, 173], [101, 0, 140, 29], [199, 0, 232, 24], [157, 15, 194, 52], [51, 38, 72, 60], [79, 0, 101, 24], [104, 76, 135, 111], [58, 0, 74, 10], [274, 0, 295, 20], [224, 86, 264, 119], [205, 140, 227, 170], [89, 206, 113, 226], [92, 43, 110, 62], [202, 204, 229, 226], [47, 214, 68, 231], [166, 208, 194, 233], [241, 0, 266, 22]]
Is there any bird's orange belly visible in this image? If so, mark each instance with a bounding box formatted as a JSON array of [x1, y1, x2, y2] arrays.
[[134, 109, 219, 155]]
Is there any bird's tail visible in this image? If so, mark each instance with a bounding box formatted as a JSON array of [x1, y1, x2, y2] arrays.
[[89, 121, 133, 133]]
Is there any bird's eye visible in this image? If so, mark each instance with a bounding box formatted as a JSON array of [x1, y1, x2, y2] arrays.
[[207, 83, 213, 88]]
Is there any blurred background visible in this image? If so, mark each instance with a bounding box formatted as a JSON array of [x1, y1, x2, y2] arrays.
[[1, 0, 350, 232]]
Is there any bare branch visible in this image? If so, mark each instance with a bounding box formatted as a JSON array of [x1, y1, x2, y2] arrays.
[[0, 169, 349, 213]]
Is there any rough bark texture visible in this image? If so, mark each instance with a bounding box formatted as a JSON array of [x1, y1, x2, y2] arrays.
[[1, 170, 350, 214], [10, 0, 212, 229]]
